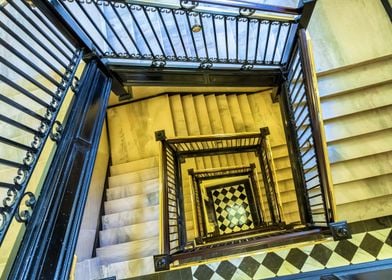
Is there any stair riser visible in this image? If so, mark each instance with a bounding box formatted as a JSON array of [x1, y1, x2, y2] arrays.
[[108, 167, 158, 188], [104, 192, 159, 214], [102, 206, 159, 230], [106, 179, 159, 201], [100, 220, 159, 247]]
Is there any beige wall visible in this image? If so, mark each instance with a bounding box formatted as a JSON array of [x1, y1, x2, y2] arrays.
[[309, 0, 392, 72], [75, 121, 110, 262]]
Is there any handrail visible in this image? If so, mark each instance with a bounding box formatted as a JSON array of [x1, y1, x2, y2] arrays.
[[298, 29, 336, 222]]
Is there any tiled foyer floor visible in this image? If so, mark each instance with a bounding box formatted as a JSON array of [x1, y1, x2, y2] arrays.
[[210, 183, 255, 235]]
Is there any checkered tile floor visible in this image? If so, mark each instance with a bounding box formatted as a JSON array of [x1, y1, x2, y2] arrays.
[[191, 227, 392, 279], [211, 184, 255, 234]]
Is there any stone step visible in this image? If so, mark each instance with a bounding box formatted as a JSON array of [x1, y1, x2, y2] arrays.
[[106, 178, 159, 201], [321, 82, 392, 121], [331, 151, 392, 185], [110, 157, 158, 176], [317, 57, 392, 98], [100, 220, 159, 247], [324, 105, 392, 143], [216, 94, 242, 166], [100, 256, 155, 280], [104, 191, 159, 215], [108, 167, 158, 188], [327, 128, 392, 164], [102, 205, 159, 230], [96, 237, 159, 265], [169, 94, 189, 136], [75, 257, 101, 280], [335, 173, 392, 206]]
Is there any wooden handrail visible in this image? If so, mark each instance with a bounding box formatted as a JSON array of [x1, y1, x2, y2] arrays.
[[298, 29, 336, 222]]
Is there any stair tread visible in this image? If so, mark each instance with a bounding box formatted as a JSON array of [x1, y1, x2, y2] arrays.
[[104, 191, 159, 214], [102, 206, 159, 230], [108, 167, 159, 188], [110, 157, 158, 176], [100, 256, 155, 280], [106, 178, 159, 201], [100, 220, 159, 247], [96, 237, 159, 265]]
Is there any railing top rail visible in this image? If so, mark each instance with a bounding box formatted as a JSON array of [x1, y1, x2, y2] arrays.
[[191, 165, 253, 175], [165, 131, 263, 143], [108, 0, 301, 18]]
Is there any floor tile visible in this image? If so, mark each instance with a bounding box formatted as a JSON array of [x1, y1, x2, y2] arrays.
[[285, 248, 308, 270], [359, 233, 384, 257], [216, 261, 237, 280], [238, 256, 260, 278], [309, 244, 333, 266], [193, 265, 214, 280], [334, 240, 358, 262], [261, 252, 284, 274]]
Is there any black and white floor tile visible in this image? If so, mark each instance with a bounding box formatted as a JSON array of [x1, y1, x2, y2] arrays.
[[211, 184, 255, 235], [191, 227, 392, 279]]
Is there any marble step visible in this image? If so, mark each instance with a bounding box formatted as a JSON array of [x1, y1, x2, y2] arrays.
[[317, 56, 392, 98], [336, 193, 392, 223], [321, 82, 391, 121], [100, 256, 155, 280], [169, 94, 189, 136], [108, 167, 158, 188], [181, 95, 205, 170], [327, 128, 392, 164], [110, 157, 158, 176], [331, 151, 392, 185], [104, 191, 159, 215], [324, 105, 392, 143], [75, 257, 102, 280], [191, 95, 215, 168], [216, 94, 243, 166], [100, 220, 159, 247], [102, 205, 159, 230], [106, 178, 159, 201], [96, 237, 159, 265], [334, 173, 392, 205], [205, 94, 229, 167]]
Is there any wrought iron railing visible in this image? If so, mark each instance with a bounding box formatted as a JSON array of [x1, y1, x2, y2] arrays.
[[58, 0, 300, 70], [258, 127, 283, 224], [155, 129, 283, 267], [156, 131, 187, 257], [0, 0, 82, 244], [280, 29, 336, 227]]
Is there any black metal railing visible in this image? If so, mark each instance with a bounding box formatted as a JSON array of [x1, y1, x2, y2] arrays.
[[156, 131, 187, 256], [258, 127, 283, 224], [58, 0, 299, 69], [280, 29, 335, 227], [0, 0, 82, 244], [155, 129, 282, 265]]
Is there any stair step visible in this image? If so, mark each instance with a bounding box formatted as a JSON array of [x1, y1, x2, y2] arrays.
[[102, 206, 159, 230], [75, 257, 102, 280], [104, 191, 159, 214], [108, 167, 158, 188], [96, 237, 159, 265], [100, 220, 159, 247], [100, 256, 155, 280], [110, 157, 158, 176], [106, 178, 159, 201]]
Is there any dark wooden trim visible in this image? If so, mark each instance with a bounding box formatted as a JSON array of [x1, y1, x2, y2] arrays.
[[298, 0, 317, 29], [108, 65, 284, 87], [381, 0, 392, 21], [9, 60, 112, 280]]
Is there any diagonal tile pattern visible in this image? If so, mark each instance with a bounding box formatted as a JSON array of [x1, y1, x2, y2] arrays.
[[190, 227, 392, 279], [210, 184, 255, 234]]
